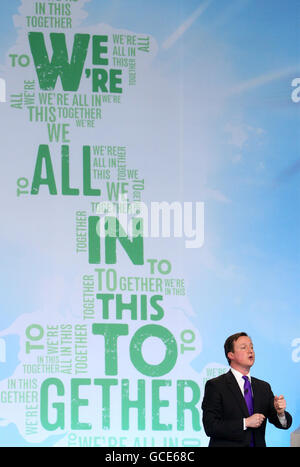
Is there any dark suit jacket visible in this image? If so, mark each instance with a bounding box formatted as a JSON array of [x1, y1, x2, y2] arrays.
[[202, 370, 292, 447]]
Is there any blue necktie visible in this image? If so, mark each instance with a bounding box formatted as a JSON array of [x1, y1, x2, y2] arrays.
[[243, 375, 254, 446], [242, 375, 253, 415]]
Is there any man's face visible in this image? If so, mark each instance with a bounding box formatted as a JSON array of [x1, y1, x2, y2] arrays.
[[228, 335, 255, 372]]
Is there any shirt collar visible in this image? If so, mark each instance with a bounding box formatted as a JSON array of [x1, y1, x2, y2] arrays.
[[230, 367, 251, 382]]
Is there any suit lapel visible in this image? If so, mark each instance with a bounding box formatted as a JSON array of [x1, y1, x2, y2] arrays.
[[225, 370, 250, 417]]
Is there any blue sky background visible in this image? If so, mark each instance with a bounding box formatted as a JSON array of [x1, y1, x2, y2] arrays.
[[0, 0, 299, 447]]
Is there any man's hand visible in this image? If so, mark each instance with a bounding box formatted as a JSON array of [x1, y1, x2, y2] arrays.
[[274, 395, 286, 415], [245, 413, 265, 428]]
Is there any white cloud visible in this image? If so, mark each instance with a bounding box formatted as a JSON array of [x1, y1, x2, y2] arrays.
[[225, 122, 249, 149], [228, 65, 299, 96], [162, 0, 212, 50], [205, 187, 231, 204], [225, 123, 266, 150]]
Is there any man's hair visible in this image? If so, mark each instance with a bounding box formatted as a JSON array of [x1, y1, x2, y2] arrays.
[[224, 332, 249, 365]]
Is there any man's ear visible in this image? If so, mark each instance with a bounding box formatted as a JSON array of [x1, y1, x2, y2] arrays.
[[227, 351, 234, 362]]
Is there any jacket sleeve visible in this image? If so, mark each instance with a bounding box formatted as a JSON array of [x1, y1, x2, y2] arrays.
[[201, 379, 245, 441]]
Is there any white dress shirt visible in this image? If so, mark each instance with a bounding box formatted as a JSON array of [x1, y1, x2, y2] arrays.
[[230, 368, 287, 429]]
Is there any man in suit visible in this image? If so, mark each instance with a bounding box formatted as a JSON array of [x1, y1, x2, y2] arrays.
[[202, 332, 292, 447]]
